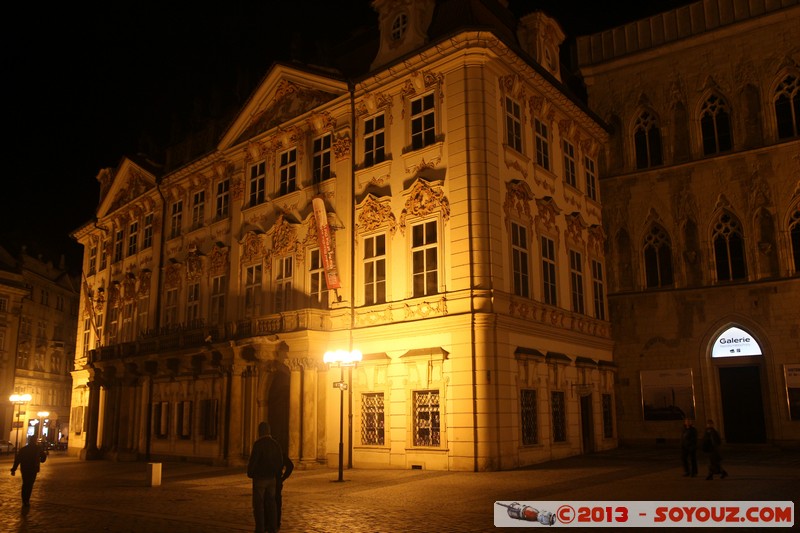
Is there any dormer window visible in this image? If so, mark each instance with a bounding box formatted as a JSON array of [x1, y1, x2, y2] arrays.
[[391, 13, 408, 41]]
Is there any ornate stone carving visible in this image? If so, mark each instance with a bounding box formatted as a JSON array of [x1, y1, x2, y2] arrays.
[[164, 262, 182, 290], [403, 297, 447, 319], [240, 231, 264, 264], [534, 197, 561, 233], [186, 250, 203, 282], [588, 225, 606, 257], [565, 212, 587, 247], [271, 216, 299, 257], [138, 270, 151, 297], [357, 195, 397, 234], [504, 180, 535, 224], [332, 134, 351, 161], [356, 91, 393, 117], [209, 243, 229, 276], [122, 274, 137, 302], [399, 179, 450, 233]]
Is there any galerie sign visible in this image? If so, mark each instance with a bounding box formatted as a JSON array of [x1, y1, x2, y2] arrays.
[[711, 326, 763, 358]]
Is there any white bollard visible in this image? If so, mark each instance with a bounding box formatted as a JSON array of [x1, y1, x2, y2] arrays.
[[147, 462, 162, 486]]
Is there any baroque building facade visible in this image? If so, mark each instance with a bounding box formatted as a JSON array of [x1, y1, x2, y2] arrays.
[[69, 0, 616, 470], [577, 0, 800, 446], [1, 246, 78, 448]]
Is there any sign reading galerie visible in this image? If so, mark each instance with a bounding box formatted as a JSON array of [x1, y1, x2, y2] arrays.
[[711, 326, 763, 358]]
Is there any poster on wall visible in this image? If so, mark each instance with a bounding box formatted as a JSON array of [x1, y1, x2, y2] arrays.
[[640, 369, 696, 421], [785, 365, 800, 421]]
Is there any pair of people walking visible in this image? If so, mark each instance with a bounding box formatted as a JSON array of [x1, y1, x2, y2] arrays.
[[681, 418, 728, 480], [247, 422, 293, 533]]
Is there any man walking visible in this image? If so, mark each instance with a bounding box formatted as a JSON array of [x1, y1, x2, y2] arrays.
[[10, 436, 48, 506], [247, 422, 284, 533]]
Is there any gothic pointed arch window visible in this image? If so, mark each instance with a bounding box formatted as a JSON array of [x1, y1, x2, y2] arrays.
[[633, 111, 663, 169], [790, 204, 800, 273], [643, 224, 673, 288], [774, 74, 800, 139], [712, 211, 747, 282], [700, 94, 733, 155]]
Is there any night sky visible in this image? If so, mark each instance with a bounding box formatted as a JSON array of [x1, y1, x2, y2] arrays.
[[3, 0, 694, 273]]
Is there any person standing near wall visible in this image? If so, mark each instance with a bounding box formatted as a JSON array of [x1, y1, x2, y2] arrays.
[[702, 419, 728, 480], [10, 436, 48, 506], [681, 418, 698, 477], [247, 422, 284, 533]]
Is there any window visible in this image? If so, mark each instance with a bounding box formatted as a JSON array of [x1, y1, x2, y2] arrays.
[[563, 140, 577, 188], [142, 213, 154, 249], [713, 211, 747, 281], [95, 312, 103, 348], [186, 282, 200, 324], [701, 95, 733, 155], [164, 288, 178, 326], [56, 295, 65, 312], [505, 96, 523, 152], [249, 161, 266, 207], [120, 302, 134, 342], [774, 74, 800, 139], [137, 295, 148, 335], [411, 221, 438, 297], [215, 179, 230, 219], [413, 390, 440, 447], [584, 156, 597, 201], [308, 249, 328, 309], [541, 236, 557, 306], [200, 399, 218, 440], [391, 12, 407, 41], [210, 275, 226, 324], [192, 190, 205, 228], [128, 221, 138, 256], [411, 93, 435, 150], [51, 351, 62, 374], [170, 201, 183, 239], [82, 317, 91, 356], [569, 250, 585, 314], [177, 400, 192, 439], [279, 148, 297, 195], [602, 394, 614, 438], [153, 401, 170, 439], [591, 259, 606, 321], [643, 224, 674, 288], [790, 207, 800, 273], [17, 343, 30, 370], [551, 391, 566, 442], [37, 320, 47, 340], [274, 256, 293, 312], [361, 393, 385, 445], [633, 111, 663, 168], [113, 229, 124, 262], [364, 114, 386, 167], [312, 134, 332, 184], [534, 118, 550, 170], [88, 245, 97, 276], [520, 389, 537, 445], [100, 240, 108, 271], [511, 222, 530, 298], [0, 296, 6, 313], [244, 264, 262, 317], [364, 234, 386, 305], [107, 306, 118, 344]]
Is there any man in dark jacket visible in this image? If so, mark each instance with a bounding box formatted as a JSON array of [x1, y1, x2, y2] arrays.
[[702, 419, 728, 480], [276, 449, 294, 532], [10, 436, 48, 506], [680, 418, 698, 477], [247, 422, 284, 533]]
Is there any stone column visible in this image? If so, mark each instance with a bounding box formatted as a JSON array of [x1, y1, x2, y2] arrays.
[[81, 378, 102, 460], [287, 359, 302, 462], [227, 364, 245, 461]]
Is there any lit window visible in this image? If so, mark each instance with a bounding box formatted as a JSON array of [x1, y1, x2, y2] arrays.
[[364, 114, 386, 167], [505, 97, 523, 152], [411, 221, 438, 297], [643, 225, 674, 288], [774, 74, 800, 139], [634, 111, 663, 168], [511, 222, 529, 298], [244, 264, 262, 317], [410, 93, 436, 150], [713, 211, 747, 281], [274, 256, 293, 312], [364, 234, 386, 305], [309, 249, 328, 309]]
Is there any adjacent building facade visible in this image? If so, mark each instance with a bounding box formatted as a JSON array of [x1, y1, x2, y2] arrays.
[[577, 0, 800, 445], [1, 246, 78, 449], [69, 0, 616, 470]]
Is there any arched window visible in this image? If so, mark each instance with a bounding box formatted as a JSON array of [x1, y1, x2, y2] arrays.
[[790, 205, 800, 273], [643, 224, 673, 288], [775, 74, 800, 139], [712, 211, 747, 281], [634, 111, 663, 169], [700, 95, 733, 155]]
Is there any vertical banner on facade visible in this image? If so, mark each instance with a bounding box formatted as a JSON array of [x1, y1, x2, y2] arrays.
[[312, 197, 341, 290], [785, 365, 800, 421], [640, 369, 695, 421]]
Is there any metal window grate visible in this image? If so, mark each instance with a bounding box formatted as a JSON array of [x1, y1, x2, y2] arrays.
[[520, 389, 537, 445], [551, 391, 567, 442], [413, 390, 440, 447], [361, 393, 385, 445]]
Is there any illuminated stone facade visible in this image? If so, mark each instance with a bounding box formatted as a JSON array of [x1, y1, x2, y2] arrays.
[[577, 0, 800, 445], [0, 246, 78, 448], [69, 0, 615, 470]]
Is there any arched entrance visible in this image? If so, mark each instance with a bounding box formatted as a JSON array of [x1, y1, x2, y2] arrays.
[[711, 326, 767, 443], [267, 364, 291, 454]]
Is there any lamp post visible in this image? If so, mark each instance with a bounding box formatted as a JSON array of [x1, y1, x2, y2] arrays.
[[9, 394, 32, 454], [323, 349, 362, 482]]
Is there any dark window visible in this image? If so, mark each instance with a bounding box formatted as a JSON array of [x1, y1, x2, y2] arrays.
[[505, 97, 523, 152], [313, 134, 332, 183], [790, 207, 800, 273], [775, 74, 800, 139], [413, 390, 440, 447], [364, 114, 386, 167], [643, 225, 674, 288], [153, 401, 169, 439], [520, 389, 537, 445], [279, 149, 297, 196], [200, 399, 218, 440], [511, 223, 529, 298], [361, 393, 385, 445], [534, 119, 550, 170], [551, 391, 566, 442], [249, 161, 265, 207], [364, 234, 386, 305], [411, 93, 436, 150], [634, 111, 663, 168], [701, 95, 733, 155], [542, 236, 557, 306], [412, 221, 438, 297], [569, 250, 585, 314], [713, 212, 747, 281]]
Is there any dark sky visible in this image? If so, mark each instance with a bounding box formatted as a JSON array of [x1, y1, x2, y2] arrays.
[[3, 0, 693, 273]]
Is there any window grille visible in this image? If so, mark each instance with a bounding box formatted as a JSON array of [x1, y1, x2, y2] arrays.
[[413, 390, 440, 447], [551, 391, 566, 442], [361, 393, 385, 445], [520, 389, 537, 445]]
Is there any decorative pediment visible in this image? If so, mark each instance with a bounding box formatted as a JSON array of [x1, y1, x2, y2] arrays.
[[504, 180, 535, 224], [534, 196, 562, 233], [97, 158, 158, 218], [240, 231, 265, 264], [399, 179, 449, 233], [208, 243, 230, 276], [588, 225, 607, 257], [269, 215, 300, 257], [164, 261, 183, 290], [186, 249, 204, 282], [565, 212, 588, 246], [357, 194, 397, 234]]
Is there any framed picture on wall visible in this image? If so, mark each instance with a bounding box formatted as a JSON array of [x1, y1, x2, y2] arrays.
[[640, 369, 696, 421]]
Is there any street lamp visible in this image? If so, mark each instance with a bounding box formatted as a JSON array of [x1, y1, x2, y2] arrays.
[[323, 349, 362, 482], [9, 394, 32, 454]]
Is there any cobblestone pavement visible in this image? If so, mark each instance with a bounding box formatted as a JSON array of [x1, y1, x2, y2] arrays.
[[0, 445, 797, 532]]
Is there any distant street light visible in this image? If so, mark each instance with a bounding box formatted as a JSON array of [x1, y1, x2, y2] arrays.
[[9, 394, 32, 454], [323, 349, 362, 482]]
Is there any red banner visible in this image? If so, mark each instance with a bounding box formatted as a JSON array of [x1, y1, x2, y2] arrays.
[[312, 197, 341, 290]]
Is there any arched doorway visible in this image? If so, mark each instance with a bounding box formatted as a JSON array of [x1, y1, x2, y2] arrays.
[[267, 364, 291, 454], [711, 326, 767, 443]]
